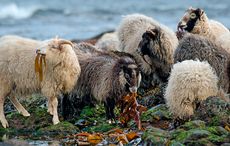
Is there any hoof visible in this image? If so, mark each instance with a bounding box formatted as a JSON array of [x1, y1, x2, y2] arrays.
[[107, 119, 116, 124], [1, 120, 9, 128], [22, 111, 30, 117], [53, 117, 60, 125]]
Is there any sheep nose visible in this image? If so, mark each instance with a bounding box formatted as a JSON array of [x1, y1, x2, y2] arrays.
[[129, 86, 137, 93], [177, 21, 187, 30]]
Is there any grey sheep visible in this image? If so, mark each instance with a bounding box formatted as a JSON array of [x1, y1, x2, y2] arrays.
[[62, 43, 141, 122], [174, 33, 230, 94]]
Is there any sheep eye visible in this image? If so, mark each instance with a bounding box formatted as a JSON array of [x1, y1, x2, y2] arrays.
[[190, 13, 196, 19], [124, 73, 130, 79]]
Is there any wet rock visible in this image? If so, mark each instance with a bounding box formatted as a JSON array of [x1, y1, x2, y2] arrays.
[[7, 107, 52, 130], [185, 130, 210, 140], [141, 104, 172, 122], [167, 140, 184, 146], [205, 126, 229, 136], [138, 85, 165, 108], [194, 96, 230, 126], [83, 122, 116, 133], [184, 138, 215, 146], [170, 125, 230, 145], [141, 127, 170, 145], [38, 121, 78, 137], [171, 129, 210, 144], [179, 120, 206, 130]]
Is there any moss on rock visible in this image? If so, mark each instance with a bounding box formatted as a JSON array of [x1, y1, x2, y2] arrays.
[[141, 104, 172, 122]]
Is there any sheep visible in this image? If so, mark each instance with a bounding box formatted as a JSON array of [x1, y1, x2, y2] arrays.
[[164, 60, 226, 119], [174, 33, 230, 93], [95, 32, 120, 51], [177, 7, 229, 42], [117, 14, 178, 87], [0, 35, 81, 128], [216, 33, 230, 54], [62, 43, 141, 122]]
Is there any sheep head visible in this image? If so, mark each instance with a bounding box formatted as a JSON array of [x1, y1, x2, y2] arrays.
[[36, 38, 73, 64], [115, 57, 141, 94], [177, 7, 205, 33], [137, 27, 173, 80], [35, 38, 74, 82]]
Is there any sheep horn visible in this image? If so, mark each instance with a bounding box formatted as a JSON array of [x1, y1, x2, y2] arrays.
[[58, 40, 73, 48]]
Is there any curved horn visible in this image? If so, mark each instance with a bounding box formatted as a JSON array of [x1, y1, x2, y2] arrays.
[[58, 40, 73, 48]]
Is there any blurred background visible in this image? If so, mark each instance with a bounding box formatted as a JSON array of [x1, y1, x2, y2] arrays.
[[0, 0, 229, 40]]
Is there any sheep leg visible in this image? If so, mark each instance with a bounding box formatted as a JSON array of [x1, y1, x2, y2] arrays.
[[0, 98, 8, 128], [47, 99, 53, 115], [104, 101, 111, 121], [9, 96, 30, 117], [108, 98, 116, 121], [49, 96, 60, 125], [104, 98, 116, 124]]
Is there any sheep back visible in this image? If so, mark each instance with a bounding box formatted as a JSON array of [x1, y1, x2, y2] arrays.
[[0, 35, 80, 97], [174, 33, 230, 93], [165, 60, 219, 119]]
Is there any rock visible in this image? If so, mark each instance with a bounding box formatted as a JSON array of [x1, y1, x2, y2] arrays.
[[38, 121, 78, 136], [141, 127, 170, 145], [206, 126, 229, 136], [185, 130, 210, 140], [184, 138, 215, 146], [138, 84, 166, 108], [179, 120, 206, 130], [83, 122, 116, 133], [168, 140, 184, 146], [194, 96, 230, 126], [170, 125, 230, 145], [141, 104, 172, 122]]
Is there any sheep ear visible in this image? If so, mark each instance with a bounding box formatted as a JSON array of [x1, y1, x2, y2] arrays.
[[145, 28, 158, 39], [196, 8, 204, 19]]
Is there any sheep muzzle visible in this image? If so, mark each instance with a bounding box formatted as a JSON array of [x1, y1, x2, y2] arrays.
[[129, 86, 137, 93]]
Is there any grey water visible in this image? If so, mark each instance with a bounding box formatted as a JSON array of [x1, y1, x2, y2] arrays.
[[0, 0, 230, 40]]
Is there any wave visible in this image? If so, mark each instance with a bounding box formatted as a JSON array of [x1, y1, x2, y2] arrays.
[[0, 3, 43, 19]]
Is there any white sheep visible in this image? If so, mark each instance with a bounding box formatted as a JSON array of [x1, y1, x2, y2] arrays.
[[117, 14, 178, 86], [177, 7, 229, 42], [164, 60, 226, 119], [0, 35, 81, 128], [216, 33, 230, 54], [95, 32, 120, 51]]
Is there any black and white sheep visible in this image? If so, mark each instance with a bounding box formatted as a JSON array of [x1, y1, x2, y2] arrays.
[[177, 7, 229, 42], [117, 14, 178, 87], [0, 35, 81, 128]]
